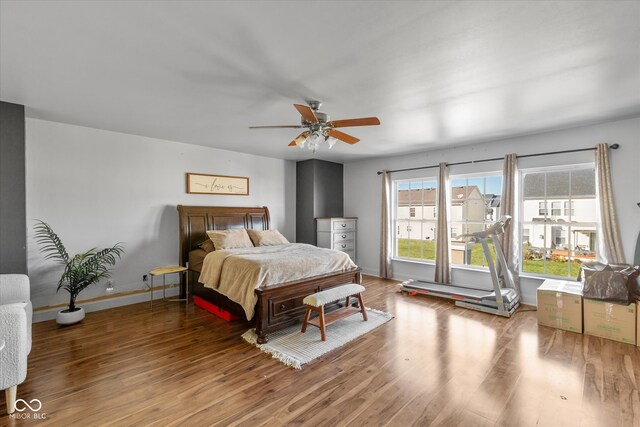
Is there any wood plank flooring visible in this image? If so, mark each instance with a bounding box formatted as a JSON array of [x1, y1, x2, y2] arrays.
[[2, 276, 640, 426]]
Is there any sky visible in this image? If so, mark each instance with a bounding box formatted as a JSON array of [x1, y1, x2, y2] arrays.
[[397, 175, 503, 195]]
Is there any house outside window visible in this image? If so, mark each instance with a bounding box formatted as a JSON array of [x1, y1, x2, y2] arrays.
[[521, 165, 597, 279], [394, 178, 438, 261], [449, 174, 503, 268]]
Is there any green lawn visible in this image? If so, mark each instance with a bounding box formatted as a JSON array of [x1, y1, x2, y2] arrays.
[[397, 239, 581, 278]]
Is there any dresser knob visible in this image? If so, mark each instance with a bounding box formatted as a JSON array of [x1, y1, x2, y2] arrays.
[[341, 244, 346, 248], [341, 235, 347, 238], [341, 224, 347, 227], [280, 304, 286, 310]]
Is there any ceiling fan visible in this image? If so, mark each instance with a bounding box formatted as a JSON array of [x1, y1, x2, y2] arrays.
[[249, 101, 380, 151]]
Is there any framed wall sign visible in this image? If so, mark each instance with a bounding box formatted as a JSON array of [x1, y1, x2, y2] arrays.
[[186, 173, 249, 195]]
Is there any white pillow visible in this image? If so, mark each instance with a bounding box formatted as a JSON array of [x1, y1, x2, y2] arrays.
[[246, 229, 289, 246], [206, 229, 254, 250]]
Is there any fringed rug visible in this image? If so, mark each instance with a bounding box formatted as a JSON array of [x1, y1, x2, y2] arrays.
[[241, 307, 393, 369]]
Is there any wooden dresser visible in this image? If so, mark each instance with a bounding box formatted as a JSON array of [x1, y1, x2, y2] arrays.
[[316, 217, 357, 262]]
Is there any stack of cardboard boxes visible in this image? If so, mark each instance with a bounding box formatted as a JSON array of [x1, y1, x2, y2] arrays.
[[537, 279, 638, 346]]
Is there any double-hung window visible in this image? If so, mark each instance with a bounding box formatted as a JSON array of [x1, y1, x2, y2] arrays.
[[394, 178, 438, 261], [449, 174, 503, 268], [520, 165, 597, 279]]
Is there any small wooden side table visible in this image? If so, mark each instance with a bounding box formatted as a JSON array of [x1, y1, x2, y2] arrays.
[[149, 265, 189, 308]]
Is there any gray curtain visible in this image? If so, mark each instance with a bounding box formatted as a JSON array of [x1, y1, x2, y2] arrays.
[[380, 170, 393, 278], [435, 163, 450, 284], [499, 153, 521, 293], [596, 143, 625, 264]]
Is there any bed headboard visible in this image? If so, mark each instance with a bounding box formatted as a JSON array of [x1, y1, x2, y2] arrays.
[[177, 205, 270, 267]]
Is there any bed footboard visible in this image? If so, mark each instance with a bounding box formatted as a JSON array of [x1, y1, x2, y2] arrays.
[[254, 268, 362, 344]]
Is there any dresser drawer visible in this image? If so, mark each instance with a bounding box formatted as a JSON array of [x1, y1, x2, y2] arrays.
[[332, 220, 356, 231], [341, 250, 355, 260], [333, 231, 355, 242], [334, 240, 354, 251]]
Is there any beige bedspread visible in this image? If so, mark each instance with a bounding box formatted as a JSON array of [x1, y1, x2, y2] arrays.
[[199, 243, 357, 320]]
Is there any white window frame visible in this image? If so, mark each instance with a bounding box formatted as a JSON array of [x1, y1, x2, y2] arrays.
[[448, 171, 503, 271], [519, 163, 598, 280], [391, 177, 439, 264]]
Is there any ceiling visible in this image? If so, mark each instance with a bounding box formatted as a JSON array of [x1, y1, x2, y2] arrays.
[[1, 1, 639, 163]]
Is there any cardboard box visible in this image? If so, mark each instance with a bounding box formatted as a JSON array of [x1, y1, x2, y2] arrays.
[[583, 299, 636, 345], [537, 279, 583, 333]]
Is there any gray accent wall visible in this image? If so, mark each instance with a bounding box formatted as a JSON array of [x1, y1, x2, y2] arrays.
[[296, 159, 343, 245], [0, 101, 27, 274]]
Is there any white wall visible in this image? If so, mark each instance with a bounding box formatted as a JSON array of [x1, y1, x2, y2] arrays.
[[26, 119, 296, 310], [344, 117, 640, 306]]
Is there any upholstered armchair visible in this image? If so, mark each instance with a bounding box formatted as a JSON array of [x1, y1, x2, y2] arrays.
[[0, 274, 32, 415]]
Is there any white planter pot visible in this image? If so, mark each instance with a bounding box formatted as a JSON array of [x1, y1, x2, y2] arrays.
[[56, 307, 85, 325]]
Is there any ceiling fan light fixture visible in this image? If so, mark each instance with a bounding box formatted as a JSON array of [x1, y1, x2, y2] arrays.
[[250, 101, 380, 152], [306, 131, 323, 152]]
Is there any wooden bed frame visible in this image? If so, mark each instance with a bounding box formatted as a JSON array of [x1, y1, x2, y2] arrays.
[[177, 205, 361, 343]]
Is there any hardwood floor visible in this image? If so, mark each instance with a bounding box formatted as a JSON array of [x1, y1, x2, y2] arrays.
[[2, 276, 640, 426]]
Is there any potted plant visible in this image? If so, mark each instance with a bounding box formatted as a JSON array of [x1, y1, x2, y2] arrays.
[[35, 220, 124, 325]]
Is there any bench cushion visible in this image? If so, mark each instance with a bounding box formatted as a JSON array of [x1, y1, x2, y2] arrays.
[[303, 284, 365, 307]]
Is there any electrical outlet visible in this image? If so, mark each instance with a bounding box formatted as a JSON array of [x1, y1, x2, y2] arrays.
[[106, 280, 115, 294]]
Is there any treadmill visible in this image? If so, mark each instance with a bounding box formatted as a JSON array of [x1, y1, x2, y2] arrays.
[[400, 216, 520, 318]]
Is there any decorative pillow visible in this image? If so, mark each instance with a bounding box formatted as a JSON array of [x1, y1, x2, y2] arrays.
[[206, 229, 254, 250], [246, 229, 289, 246], [198, 239, 215, 253]]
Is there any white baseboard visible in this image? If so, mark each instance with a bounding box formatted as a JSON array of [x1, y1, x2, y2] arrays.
[[33, 287, 180, 323]]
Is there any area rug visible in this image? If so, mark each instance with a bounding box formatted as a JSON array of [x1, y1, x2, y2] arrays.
[[241, 308, 393, 369]]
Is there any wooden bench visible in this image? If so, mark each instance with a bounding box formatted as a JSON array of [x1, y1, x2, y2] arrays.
[[301, 284, 367, 341]]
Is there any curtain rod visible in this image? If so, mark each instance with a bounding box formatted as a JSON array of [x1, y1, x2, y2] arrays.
[[376, 144, 620, 175]]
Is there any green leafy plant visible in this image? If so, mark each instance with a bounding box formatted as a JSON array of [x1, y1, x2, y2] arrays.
[[35, 220, 124, 312]]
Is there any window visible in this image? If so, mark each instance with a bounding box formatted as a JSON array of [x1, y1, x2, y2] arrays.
[[538, 202, 547, 216], [553, 226, 566, 246], [394, 178, 438, 261], [564, 201, 574, 216], [521, 166, 597, 279], [449, 174, 503, 268]]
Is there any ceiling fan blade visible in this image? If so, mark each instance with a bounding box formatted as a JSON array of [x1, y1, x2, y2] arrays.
[[294, 104, 318, 123], [327, 129, 360, 145], [249, 125, 303, 129], [329, 117, 380, 128], [288, 131, 310, 147]]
